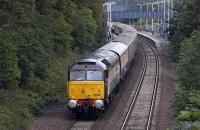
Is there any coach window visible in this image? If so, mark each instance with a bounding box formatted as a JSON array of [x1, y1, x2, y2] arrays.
[[70, 71, 86, 80], [87, 71, 103, 81]]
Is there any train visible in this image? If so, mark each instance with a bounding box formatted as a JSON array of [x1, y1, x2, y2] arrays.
[[67, 22, 138, 114]]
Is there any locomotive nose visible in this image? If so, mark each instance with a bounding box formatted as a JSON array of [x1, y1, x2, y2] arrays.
[[68, 100, 77, 109], [94, 100, 104, 109]]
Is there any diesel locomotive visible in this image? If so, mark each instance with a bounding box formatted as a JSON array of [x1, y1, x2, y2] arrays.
[[67, 23, 138, 114]]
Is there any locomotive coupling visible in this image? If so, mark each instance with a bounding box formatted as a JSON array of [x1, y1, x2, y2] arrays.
[[68, 100, 77, 109]]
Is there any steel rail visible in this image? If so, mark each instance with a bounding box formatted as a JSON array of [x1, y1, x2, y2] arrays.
[[140, 38, 159, 130], [120, 36, 159, 130], [120, 43, 148, 130]]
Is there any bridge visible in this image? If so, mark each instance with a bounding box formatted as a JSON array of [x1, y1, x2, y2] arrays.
[[103, 2, 173, 41], [111, 11, 170, 20]]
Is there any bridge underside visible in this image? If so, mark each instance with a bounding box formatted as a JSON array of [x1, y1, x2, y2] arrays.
[[111, 11, 170, 20]]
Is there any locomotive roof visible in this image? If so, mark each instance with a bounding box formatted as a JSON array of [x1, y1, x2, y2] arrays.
[[70, 59, 107, 71]]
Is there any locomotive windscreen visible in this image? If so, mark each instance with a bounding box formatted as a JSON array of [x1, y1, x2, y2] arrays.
[[70, 71, 103, 81]]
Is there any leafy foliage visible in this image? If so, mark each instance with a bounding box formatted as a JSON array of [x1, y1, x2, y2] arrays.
[[0, 0, 106, 129], [72, 8, 97, 53], [176, 31, 200, 90], [171, 121, 200, 130], [172, 87, 200, 129], [170, 0, 200, 62], [0, 28, 20, 89], [169, 1, 200, 129]]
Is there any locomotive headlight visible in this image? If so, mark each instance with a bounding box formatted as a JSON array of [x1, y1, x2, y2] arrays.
[[68, 100, 77, 109], [94, 100, 104, 109]]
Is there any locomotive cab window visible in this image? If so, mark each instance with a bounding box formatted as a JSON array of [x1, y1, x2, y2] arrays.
[[69, 71, 103, 81], [70, 71, 86, 80], [87, 71, 103, 81]]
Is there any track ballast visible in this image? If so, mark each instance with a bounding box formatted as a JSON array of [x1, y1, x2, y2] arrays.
[[120, 36, 160, 130]]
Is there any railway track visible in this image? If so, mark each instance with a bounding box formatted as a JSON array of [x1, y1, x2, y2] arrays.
[[67, 113, 99, 130], [120, 36, 160, 130], [69, 120, 95, 130]]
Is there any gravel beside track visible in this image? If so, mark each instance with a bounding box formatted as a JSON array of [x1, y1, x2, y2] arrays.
[[156, 49, 175, 130]]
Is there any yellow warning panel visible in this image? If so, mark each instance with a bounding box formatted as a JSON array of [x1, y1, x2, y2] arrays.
[[68, 81, 104, 100]]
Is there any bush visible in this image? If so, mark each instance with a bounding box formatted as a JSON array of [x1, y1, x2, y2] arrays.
[[171, 121, 200, 130], [172, 87, 200, 130]]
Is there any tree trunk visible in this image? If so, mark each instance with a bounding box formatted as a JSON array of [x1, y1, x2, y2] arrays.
[[32, 0, 36, 14], [40, 0, 45, 15]]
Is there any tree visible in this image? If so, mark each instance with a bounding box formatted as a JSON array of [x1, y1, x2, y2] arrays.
[[177, 30, 200, 90], [72, 8, 97, 53], [170, 0, 200, 61], [0, 0, 106, 129], [0, 28, 20, 89]]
